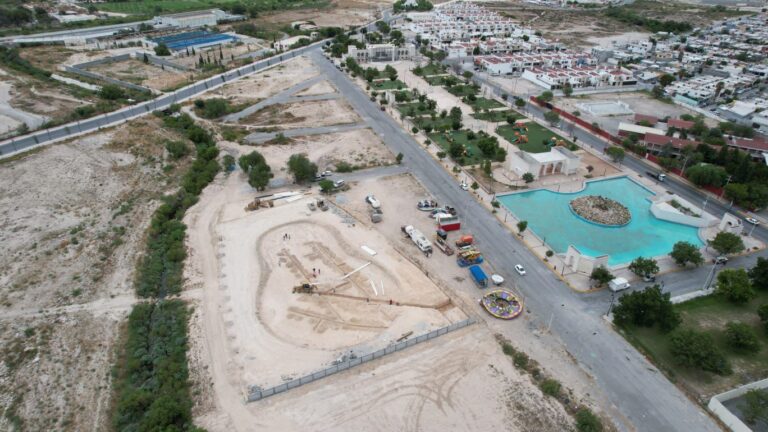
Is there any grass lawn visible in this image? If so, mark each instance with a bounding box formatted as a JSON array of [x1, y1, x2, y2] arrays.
[[372, 79, 407, 90], [464, 97, 504, 111], [428, 130, 486, 166], [412, 116, 452, 130], [496, 122, 571, 154], [392, 90, 414, 103], [396, 102, 435, 117], [471, 109, 523, 123], [446, 84, 479, 97], [417, 63, 447, 77], [425, 75, 446, 86], [621, 291, 768, 396]]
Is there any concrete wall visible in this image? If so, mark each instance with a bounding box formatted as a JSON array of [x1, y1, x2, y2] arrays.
[[708, 378, 768, 432], [650, 194, 718, 228], [565, 245, 609, 274]]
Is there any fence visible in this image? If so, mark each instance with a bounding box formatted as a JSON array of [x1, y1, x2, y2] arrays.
[[245, 318, 476, 402]]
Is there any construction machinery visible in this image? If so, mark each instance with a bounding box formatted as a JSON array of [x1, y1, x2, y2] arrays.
[[245, 198, 274, 211], [292, 283, 315, 294], [316, 198, 329, 211]]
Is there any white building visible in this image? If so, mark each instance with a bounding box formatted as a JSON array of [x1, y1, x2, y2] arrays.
[[522, 66, 636, 90], [507, 147, 580, 179], [274, 35, 313, 51], [152, 9, 243, 29], [347, 43, 416, 62]]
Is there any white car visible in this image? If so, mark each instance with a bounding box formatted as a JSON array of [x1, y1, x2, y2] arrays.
[[321, 170, 333, 177], [365, 195, 381, 209], [460, 182, 469, 191], [514, 264, 526, 276], [333, 180, 345, 188], [746, 217, 760, 225]]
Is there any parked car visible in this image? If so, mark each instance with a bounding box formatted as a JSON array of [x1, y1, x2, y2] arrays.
[[746, 217, 760, 225], [514, 264, 526, 276], [321, 170, 333, 177], [460, 182, 469, 191], [333, 179, 345, 188], [714, 256, 728, 265], [365, 194, 381, 209]]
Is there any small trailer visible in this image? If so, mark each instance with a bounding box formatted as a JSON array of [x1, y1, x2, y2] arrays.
[[457, 249, 484, 267], [433, 236, 455, 256], [469, 265, 488, 288], [436, 214, 461, 232]]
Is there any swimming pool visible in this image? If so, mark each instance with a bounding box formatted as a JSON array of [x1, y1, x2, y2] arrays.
[[497, 177, 704, 266]]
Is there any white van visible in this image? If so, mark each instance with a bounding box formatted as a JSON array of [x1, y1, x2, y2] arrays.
[[609, 277, 631, 292]]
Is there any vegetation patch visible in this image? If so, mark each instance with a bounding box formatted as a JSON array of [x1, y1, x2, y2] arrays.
[[471, 109, 522, 123]]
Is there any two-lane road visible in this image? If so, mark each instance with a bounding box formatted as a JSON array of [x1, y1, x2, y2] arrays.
[[311, 48, 719, 432]]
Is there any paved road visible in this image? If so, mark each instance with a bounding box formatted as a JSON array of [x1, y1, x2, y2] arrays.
[[223, 75, 325, 122], [311, 48, 719, 432], [244, 122, 369, 144], [0, 41, 325, 159]]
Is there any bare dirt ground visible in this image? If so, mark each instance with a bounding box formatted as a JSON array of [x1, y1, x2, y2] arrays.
[[249, 0, 388, 28], [184, 163, 576, 432], [172, 42, 270, 69], [238, 99, 361, 129], [86, 58, 189, 91], [0, 116, 194, 431], [556, 92, 717, 134], [213, 56, 320, 104], [254, 127, 395, 179]]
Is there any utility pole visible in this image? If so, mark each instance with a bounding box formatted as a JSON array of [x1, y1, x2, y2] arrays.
[[606, 291, 616, 316], [719, 175, 732, 198]]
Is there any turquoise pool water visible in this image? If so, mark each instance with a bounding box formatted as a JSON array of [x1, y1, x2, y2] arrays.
[[497, 177, 704, 265]]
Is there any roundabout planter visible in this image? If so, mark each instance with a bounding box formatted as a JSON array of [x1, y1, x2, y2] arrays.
[[569, 195, 631, 227]]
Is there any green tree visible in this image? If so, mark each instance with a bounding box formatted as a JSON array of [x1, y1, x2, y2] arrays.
[[396, 152, 404, 164], [716, 268, 755, 305], [670, 241, 704, 267], [154, 43, 171, 56], [685, 164, 727, 187], [318, 179, 334, 193], [743, 389, 768, 425], [749, 257, 768, 290], [287, 153, 318, 183], [725, 321, 760, 353], [659, 73, 675, 87], [384, 64, 398, 81], [222, 154, 235, 172], [522, 172, 534, 183], [462, 70, 473, 80], [628, 257, 659, 279], [562, 83, 573, 97], [613, 285, 680, 332], [539, 90, 554, 102], [198, 98, 229, 119], [709, 231, 745, 256], [544, 110, 560, 126], [669, 328, 731, 375], [517, 220, 528, 234], [606, 147, 625, 163], [99, 84, 125, 100], [248, 164, 272, 190], [515, 98, 526, 109], [471, 181, 479, 190], [590, 266, 614, 287]]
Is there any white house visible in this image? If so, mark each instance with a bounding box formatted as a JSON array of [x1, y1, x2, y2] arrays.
[[507, 147, 580, 179]]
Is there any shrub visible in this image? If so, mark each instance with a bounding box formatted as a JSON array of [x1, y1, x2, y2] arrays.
[[512, 351, 529, 369], [335, 161, 354, 172], [165, 140, 189, 160], [99, 84, 125, 100], [319, 179, 334, 193], [287, 153, 317, 183], [539, 379, 561, 397], [590, 266, 614, 287], [575, 408, 603, 432], [522, 172, 534, 183], [725, 322, 761, 353]]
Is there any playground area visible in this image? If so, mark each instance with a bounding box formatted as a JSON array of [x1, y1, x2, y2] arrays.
[[481, 290, 524, 320], [497, 121, 572, 154]]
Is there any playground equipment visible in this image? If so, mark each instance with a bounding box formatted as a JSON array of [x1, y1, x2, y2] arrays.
[[480, 289, 523, 319], [544, 136, 566, 148], [457, 248, 483, 267], [508, 122, 529, 145]]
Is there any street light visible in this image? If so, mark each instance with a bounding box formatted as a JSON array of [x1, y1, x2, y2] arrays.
[[719, 175, 732, 198]]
